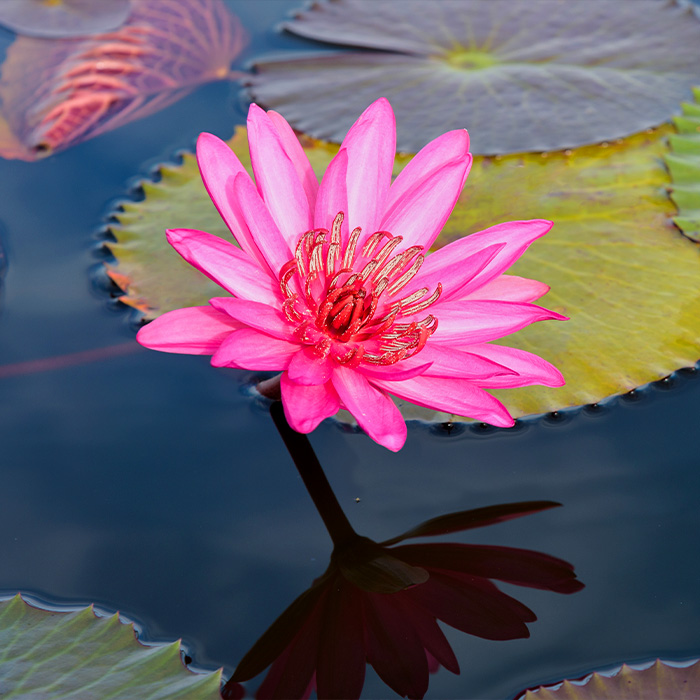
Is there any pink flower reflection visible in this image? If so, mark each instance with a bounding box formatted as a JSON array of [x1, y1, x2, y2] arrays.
[[227, 502, 583, 700], [137, 98, 566, 451]]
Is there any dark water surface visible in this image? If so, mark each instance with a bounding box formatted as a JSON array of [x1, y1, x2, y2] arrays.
[[0, 2, 699, 698]]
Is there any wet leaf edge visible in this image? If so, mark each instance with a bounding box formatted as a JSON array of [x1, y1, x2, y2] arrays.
[[668, 86, 700, 241], [0, 593, 223, 699], [515, 658, 700, 699]]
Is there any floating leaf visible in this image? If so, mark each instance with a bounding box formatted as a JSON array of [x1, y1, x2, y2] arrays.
[[0, 0, 247, 161], [106, 121, 700, 420], [0, 594, 222, 699], [0, 0, 131, 39], [517, 659, 700, 699], [667, 86, 700, 241], [248, 0, 700, 154], [438, 125, 700, 419]]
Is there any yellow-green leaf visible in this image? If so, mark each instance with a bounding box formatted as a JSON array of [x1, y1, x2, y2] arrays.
[[106, 122, 700, 421], [0, 594, 222, 699], [668, 86, 700, 242]]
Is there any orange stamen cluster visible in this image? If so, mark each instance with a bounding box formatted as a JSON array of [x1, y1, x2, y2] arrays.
[[279, 212, 441, 366]]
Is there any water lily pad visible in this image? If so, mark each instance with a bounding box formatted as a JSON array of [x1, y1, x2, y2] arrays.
[[248, 0, 700, 154], [517, 658, 700, 699], [668, 87, 700, 241], [106, 121, 700, 420], [0, 594, 222, 699], [0, 0, 131, 39], [0, 0, 246, 161], [435, 125, 700, 419]]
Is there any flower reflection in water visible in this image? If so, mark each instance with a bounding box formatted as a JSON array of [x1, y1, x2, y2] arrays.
[[223, 402, 584, 700]]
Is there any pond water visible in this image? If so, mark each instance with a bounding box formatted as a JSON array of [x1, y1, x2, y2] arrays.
[[0, 1, 699, 698]]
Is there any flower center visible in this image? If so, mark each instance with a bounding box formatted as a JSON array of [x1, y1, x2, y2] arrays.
[[279, 212, 441, 366]]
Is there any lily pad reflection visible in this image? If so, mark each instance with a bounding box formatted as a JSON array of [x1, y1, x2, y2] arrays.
[[0, 0, 131, 39]]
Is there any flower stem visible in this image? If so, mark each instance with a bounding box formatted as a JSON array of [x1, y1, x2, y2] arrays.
[[270, 401, 357, 548]]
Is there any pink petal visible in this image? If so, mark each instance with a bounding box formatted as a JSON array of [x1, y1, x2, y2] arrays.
[[281, 374, 340, 433], [230, 172, 293, 275], [196, 132, 267, 269], [287, 347, 333, 385], [465, 275, 550, 303], [466, 343, 565, 388], [421, 300, 567, 345], [399, 243, 505, 305], [371, 375, 515, 427], [381, 131, 472, 249], [208, 297, 295, 341], [332, 366, 407, 451], [314, 147, 349, 237], [268, 109, 319, 214], [395, 343, 517, 381], [211, 328, 298, 369], [418, 220, 553, 297], [136, 306, 240, 354], [359, 362, 433, 382], [389, 129, 470, 205], [247, 104, 313, 250], [165, 228, 280, 305], [340, 98, 396, 240]]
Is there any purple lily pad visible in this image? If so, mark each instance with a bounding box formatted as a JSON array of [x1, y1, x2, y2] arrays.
[[0, 0, 132, 39], [249, 0, 700, 154], [0, 0, 247, 160]]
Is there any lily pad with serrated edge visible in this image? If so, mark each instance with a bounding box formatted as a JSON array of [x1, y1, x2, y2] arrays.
[[105, 121, 700, 421], [0, 594, 223, 699], [247, 0, 700, 155], [515, 658, 700, 699], [667, 86, 700, 242]]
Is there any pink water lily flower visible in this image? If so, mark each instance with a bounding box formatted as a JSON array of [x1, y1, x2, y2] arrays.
[[137, 98, 565, 451]]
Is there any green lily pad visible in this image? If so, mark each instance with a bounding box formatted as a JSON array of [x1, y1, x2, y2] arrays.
[[106, 120, 700, 420], [248, 0, 700, 154], [517, 658, 700, 699], [668, 86, 700, 241], [0, 594, 222, 699], [437, 125, 700, 419]]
